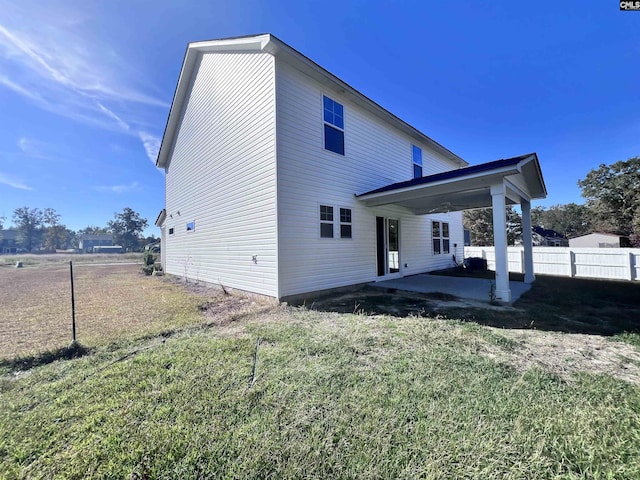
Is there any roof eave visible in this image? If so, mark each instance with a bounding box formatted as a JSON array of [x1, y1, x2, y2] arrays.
[[357, 164, 519, 202], [155, 209, 167, 227], [156, 33, 468, 169]]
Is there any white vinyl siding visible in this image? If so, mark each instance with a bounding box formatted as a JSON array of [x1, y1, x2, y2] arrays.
[[275, 60, 463, 298], [163, 52, 278, 296]]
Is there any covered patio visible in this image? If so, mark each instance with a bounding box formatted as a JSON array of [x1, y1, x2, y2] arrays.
[[370, 273, 532, 303], [356, 153, 547, 303]]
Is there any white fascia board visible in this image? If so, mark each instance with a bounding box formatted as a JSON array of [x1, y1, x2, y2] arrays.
[[504, 178, 531, 203], [155, 209, 167, 227], [517, 153, 547, 199], [357, 164, 520, 205], [189, 34, 272, 53]]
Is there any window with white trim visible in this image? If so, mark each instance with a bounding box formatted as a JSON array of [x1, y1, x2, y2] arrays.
[[323, 96, 344, 155], [168, 227, 174, 235], [186, 221, 195, 232], [320, 205, 334, 238], [412, 145, 423, 178], [340, 208, 352, 239], [432, 221, 450, 255]]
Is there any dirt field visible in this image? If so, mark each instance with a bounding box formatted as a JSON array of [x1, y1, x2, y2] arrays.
[[0, 263, 207, 359]]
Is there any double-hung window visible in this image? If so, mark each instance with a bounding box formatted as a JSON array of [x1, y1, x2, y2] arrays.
[[340, 208, 352, 239], [432, 221, 450, 255], [412, 145, 423, 178], [320, 205, 334, 238], [323, 96, 345, 155]]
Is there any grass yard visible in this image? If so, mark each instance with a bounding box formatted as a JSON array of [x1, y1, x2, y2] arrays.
[[1, 265, 640, 478], [0, 252, 143, 267], [0, 262, 206, 361]]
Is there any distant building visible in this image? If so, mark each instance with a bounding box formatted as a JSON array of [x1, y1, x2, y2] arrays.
[[532, 226, 568, 247], [79, 234, 114, 253], [514, 227, 568, 247], [0, 229, 18, 254], [92, 245, 124, 254], [569, 232, 630, 248]]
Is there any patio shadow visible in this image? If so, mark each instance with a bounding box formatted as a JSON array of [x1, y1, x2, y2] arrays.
[[307, 274, 640, 337]]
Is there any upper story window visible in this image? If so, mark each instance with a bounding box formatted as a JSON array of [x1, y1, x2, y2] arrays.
[[412, 145, 423, 178], [323, 96, 345, 155]]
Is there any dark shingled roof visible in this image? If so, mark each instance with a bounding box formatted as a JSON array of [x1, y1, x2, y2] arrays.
[[533, 226, 566, 239], [357, 153, 534, 197]]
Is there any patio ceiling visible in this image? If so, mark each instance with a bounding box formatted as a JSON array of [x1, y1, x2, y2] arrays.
[[356, 153, 547, 214]]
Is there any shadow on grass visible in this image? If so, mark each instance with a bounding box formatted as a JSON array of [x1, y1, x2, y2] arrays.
[[308, 272, 640, 337], [1, 342, 92, 372]]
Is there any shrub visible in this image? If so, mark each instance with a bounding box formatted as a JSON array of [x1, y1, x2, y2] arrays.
[[141, 251, 155, 276]]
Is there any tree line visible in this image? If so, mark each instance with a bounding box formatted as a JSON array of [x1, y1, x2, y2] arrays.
[[0, 207, 153, 252], [464, 156, 640, 247]]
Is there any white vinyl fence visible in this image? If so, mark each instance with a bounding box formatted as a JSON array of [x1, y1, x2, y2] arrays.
[[464, 246, 640, 281]]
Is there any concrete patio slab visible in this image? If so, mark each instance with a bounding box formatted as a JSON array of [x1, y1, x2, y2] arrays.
[[370, 273, 532, 304]]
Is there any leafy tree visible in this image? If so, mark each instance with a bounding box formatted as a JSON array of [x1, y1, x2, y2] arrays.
[[464, 208, 493, 246], [77, 225, 110, 236], [12, 207, 44, 251], [464, 206, 521, 246], [578, 157, 640, 245], [42, 208, 69, 250], [43, 208, 60, 227], [107, 208, 148, 252], [531, 203, 592, 239]]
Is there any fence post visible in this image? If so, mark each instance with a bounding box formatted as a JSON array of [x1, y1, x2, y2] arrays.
[[70, 261, 76, 344], [568, 250, 575, 277], [629, 251, 634, 281]]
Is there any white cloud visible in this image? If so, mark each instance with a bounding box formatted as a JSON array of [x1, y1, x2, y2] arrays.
[[15, 136, 73, 164], [0, 74, 42, 102], [94, 181, 141, 194], [0, 2, 168, 140], [138, 132, 161, 164], [97, 102, 130, 131], [0, 172, 33, 190], [0, 22, 168, 108]]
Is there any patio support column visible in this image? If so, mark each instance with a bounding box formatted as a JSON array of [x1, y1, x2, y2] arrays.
[[490, 183, 511, 303], [521, 199, 535, 284]]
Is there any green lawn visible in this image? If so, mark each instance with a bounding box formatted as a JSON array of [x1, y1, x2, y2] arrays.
[[1, 304, 639, 479]]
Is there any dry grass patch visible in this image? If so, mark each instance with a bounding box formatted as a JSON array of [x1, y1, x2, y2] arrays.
[[0, 264, 206, 359], [0, 252, 142, 267]]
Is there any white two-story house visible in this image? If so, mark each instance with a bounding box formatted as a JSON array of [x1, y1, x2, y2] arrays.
[[155, 34, 546, 303]]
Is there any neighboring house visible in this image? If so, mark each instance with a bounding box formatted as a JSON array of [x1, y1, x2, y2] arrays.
[[155, 34, 546, 303], [569, 232, 631, 248], [0, 229, 18, 254], [531, 226, 568, 247], [79, 234, 114, 253]]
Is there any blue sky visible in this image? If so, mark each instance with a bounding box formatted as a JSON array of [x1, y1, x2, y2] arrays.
[[1, 0, 638, 234]]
